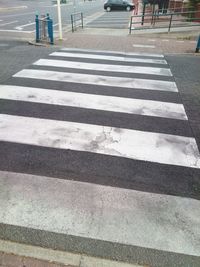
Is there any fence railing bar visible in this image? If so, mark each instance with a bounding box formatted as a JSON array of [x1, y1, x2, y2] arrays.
[[71, 12, 83, 32], [129, 10, 200, 34]]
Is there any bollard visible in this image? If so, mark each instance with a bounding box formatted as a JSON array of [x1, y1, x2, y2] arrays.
[[35, 14, 40, 43], [47, 13, 54, 45], [35, 13, 54, 44], [195, 35, 200, 53]]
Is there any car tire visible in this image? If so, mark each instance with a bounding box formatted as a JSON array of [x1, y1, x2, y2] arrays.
[[106, 6, 111, 11], [126, 6, 131, 11]]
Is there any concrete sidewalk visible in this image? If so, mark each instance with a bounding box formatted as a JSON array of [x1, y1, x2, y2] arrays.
[[54, 28, 199, 54]]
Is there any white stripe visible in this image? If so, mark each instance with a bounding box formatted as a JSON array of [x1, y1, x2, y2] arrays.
[[61, 48, 164, 58], [0, 29, 34, 33], [34, 59, 172, 77], [50, 52, 167, 65], [1, 170, 200, 256], [15, 21, 35, 30], [133, 44, 156, 48], [0, 114, 199, 168], [92, 17, 128, 20], [14, 69, 178, 92], [0, 20, 18, 26], [0, 85, 187, 120]]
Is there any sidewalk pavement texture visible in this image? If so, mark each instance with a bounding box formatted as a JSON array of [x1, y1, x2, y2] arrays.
[[0, 252, 70, 267], [54, 30, 200, 54]]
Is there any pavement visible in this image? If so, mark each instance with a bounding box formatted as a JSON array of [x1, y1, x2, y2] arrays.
[[0, 28, 200, 267], [54, 29, 200, 54]]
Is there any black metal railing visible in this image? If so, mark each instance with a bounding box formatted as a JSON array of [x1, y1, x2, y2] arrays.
[[71, 12, 83, 32], [129, 10, 200, 34]]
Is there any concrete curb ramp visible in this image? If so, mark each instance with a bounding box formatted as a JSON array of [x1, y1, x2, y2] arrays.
[[0, 240, 142, 267]]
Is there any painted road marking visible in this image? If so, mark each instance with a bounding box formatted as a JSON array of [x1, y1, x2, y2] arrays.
[[0, 85, 187, 120], [14, 69, 178, 92], [15, 21, 35, 30], [34, 59, 172, 76], [1, 170, 200, 256], [0, 11, 35, 18], [0, 20, 18, 27], [61, 48, 165, 58], [50, 51, 167, 64], [0, 114, 199, 168], [133, 44, 156, 48], [0, 6, 27, 12], [0, 29, 34, 33]]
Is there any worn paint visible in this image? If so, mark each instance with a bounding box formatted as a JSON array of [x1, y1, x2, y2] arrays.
[[0, 114, 199, 168]]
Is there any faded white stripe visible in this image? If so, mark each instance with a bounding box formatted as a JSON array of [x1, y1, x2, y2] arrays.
[[13, 69, 178, 92], [61, 48, 164, 58], [133, 44, 156, 48], [1, 170, 200, 256], [50, 52, 167, 65], [34, 59, 172, 77], [15, 21, 35, 30], [0, 114, 199, 168], [0, 85, 187, 120], [0, 20, 18, 26]]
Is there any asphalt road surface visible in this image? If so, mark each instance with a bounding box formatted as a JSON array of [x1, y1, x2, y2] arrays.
[[0, 43, 200, 267], [0, 0, 131, 39]]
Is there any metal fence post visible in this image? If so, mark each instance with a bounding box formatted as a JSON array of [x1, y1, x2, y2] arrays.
[[195, 35, 200, 53], [47, 14, 54, 45], [168, 14, 173, 32], [129, 16, 132, 34], [81, 12, 83, 29], [151, 3, 155, 25], [71, 14, 74, 32], [141, 3, 146, 25], [35, 14, 40, 42]]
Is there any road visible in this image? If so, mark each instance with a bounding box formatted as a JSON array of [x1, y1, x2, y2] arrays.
[[0, 0, 131, 39], [0, 41, 200, 266]]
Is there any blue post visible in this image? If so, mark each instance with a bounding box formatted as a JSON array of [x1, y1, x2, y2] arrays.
[[35, 14, 40, 43], [195, 35, 200, 53], [47, 14, 54, 45]]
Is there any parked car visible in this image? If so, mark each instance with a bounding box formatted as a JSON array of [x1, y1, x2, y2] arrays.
[[104, 0, 135, 11]]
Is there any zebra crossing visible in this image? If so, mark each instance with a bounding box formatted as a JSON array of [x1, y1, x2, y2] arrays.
[[0, 48, 200, 266]]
